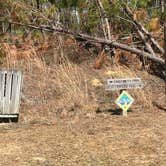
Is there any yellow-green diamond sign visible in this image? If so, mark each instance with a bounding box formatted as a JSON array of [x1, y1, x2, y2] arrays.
[[115, 91, 134, 112]]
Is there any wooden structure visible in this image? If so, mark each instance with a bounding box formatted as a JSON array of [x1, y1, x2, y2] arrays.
[[164, 23, 166, 77], [0, 70, 22, 120]]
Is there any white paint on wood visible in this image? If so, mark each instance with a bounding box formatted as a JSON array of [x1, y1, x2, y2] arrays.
[[0, 70, 22, 116]]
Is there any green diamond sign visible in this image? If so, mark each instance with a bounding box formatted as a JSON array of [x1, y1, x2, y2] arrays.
[[115, 91, 134, 115]]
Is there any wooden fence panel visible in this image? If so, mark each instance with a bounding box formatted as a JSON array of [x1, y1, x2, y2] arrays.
[[0, 70, 22, 117]]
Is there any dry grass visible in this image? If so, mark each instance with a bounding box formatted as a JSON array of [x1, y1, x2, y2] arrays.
[[1, 43, 98, 115], [0, 38, 165, 166], [0, 41, 154, 116], [53, 58, 98, 112], [1, 43, 38, 67]]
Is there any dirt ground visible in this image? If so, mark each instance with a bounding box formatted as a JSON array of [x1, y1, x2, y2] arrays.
[[0, 109, 165, 166], [0, 60, 165, 166]]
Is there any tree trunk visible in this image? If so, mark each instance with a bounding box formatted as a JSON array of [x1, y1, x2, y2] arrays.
[[161, 0, 165, 13], [96, 0, 111, 40], [36, 0, 40, 10]]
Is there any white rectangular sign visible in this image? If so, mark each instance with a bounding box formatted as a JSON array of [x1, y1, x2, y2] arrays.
[[105, 78, 144, 91], [107, 78, 142, 85]]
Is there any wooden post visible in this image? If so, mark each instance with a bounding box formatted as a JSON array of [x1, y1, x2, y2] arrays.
[[164, 23, 166, 80], [123, 110, 127, 116], [164, 23, 166, 97], [164, 23, 166, 62]]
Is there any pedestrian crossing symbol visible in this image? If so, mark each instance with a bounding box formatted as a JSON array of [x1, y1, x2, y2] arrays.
[[115, 91, 134, 112]]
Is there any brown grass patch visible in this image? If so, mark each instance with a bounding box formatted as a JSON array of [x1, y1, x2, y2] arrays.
[[53, 58, 97, 112], [0, 41, 154, 119]]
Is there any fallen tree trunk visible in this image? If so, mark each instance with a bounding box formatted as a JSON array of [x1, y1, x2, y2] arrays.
[[0, 20, 164, 65]]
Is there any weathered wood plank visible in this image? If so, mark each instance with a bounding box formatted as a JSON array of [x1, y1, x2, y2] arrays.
[[0, 71, 5, 114], [5, 72, 12, 114], [10, 71, 22, 114], [0, 70, 22, 116]]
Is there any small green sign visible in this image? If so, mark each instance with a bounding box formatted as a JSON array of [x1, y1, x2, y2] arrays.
[[115, 91, 134, 115]]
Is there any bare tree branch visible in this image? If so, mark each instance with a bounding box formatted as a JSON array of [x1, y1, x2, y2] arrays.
[[124, 6, 164, 55], [0, 20, 164, 65]]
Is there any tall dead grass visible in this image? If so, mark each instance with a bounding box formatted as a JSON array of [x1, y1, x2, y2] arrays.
[[53, 58, 90, 110], [1, 42, 98, 113], [0, 43, 39, 70], [0, 41, 153, 117]]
